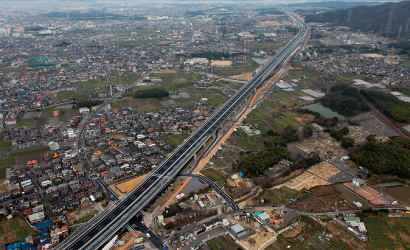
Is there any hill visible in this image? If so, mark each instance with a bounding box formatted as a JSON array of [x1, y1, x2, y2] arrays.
[[304, 1, 410, 36], [286, 1, 379, 9]]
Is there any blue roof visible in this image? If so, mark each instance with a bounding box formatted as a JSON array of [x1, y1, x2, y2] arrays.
[[33, 220, 52, 230], [39, 233, 50, 240], [21, 243, 31, 250], [41, 239, 51, 245]]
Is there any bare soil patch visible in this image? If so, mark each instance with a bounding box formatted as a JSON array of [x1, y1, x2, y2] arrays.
[[146, 104, 156, 110], [157, 70, 177, 74], [174, 98, 186, 103], [282, 221, 306, 238], [289, 186, 352, 212], [16, 153, 44, 165], [135, 100, 149, 106], [388, 217, 402, 226], [149, 99, 163, 107], [66, 207, 99, 225], [259, 21, 280, 26], [115, 174, 148, 194]]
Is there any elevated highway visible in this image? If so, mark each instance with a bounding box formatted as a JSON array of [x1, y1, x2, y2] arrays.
[[55, 12, 309, 250]]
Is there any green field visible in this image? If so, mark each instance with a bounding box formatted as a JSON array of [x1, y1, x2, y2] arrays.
[[200, 168, 226, 182], [10, 147, 50, 157], [206, 235, 241, 250], [18, 119, 36, 127], [0, 217, 39, 244], [0, 134, 12, 149], [236, 41, 286, 53], [363, 214, 410, 249], [110, 102, 122, 110], [161, 133, 190, 148]]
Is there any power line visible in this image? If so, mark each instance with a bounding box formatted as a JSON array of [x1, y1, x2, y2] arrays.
[[385, 7, 393, 34], [398, 25, 402, 39]]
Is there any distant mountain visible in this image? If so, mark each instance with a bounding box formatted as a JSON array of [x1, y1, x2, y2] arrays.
[[286, 1, 380, 9], [304, 1, 410, 36]]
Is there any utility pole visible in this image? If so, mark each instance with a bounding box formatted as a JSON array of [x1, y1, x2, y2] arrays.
[[347, 8, 352, 23], [398, 25, 402, 39], [384, 7, 393, 36]]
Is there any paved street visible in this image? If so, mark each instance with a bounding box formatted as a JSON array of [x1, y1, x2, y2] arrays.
[[129, 215, 165, 249], [181, 227, 226, 250]]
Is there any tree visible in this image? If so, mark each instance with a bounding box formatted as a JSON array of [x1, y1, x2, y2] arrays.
[[340, 127, 349, 135], [335, 133, 344, 141], [302, 125, 314, 138], [366, 134, 376, 142], [342, 137, 355, 148], [164, 222, 173, 230]]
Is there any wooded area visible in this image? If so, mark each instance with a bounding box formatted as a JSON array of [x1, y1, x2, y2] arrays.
[[76, 99, 103, 108], [361, 89, 410, 123], [319, 85, 369, 114], [351, 137, 410, 178], [134, 88, 169, 99]]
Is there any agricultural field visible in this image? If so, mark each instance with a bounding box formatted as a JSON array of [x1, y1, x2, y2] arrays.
[[251, 189, 280, 205], [288, 185, 353, 213], [200, 168, 226, 182], [0, 157, 15, 180], [0, 147, 50, 179], [161, 133, 190, 148], [0, 134, 12, 149], [236, 41, 286, 54], [226, 130, 265, 152], [58, 109, 80, 122], [123, 84, 229, 113], [373, 183, 410, 205], [241, 100, 305, 134], [206, 235, 241, 250], [0, 217, 39, 244], [268, 216, 364, 250], [271, 186, 300, 205], [207, 144, 242, 171], [363, 213, 410, 249], [335, 73, 380, 85], [150, 70, 202, 90]]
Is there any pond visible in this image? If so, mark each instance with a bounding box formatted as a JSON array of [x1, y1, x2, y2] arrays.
[[252, 57, 270, 64], [302, 103, 354, 119]]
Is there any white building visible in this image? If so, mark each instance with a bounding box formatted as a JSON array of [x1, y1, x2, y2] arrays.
[[79, 107, 90, 115], [185, 58, 209, 65]]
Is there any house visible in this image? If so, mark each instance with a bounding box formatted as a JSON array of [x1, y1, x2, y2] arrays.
[[51, 203, 65, 214], [32, 204, 44, 213], [103, 173, 115, 182], [29, 212, 45, 224], [79, 107, 89, 115], [345, 216, 361, 224], [0, 192, 10, 201], [352, 178, 366, 187], [61, 225, 68, 235], [22, 208, 32, 218]]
